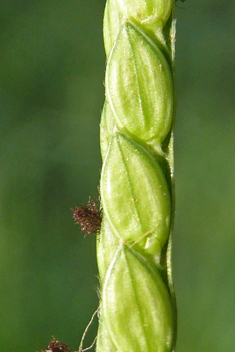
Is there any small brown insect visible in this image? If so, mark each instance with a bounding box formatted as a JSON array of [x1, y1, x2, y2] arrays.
[[39, 337, 73, 352], [72, 197, 102, 237]]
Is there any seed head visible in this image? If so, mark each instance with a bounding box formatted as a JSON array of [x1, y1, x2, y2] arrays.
[[72, 198, 102, 237]]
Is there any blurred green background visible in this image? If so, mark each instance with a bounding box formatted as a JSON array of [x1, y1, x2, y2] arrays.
[[0, 1, 234, 351]]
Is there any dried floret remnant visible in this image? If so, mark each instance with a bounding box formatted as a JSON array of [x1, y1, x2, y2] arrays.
[[39, 337, 73, 352], [72, 198, 102, 237]]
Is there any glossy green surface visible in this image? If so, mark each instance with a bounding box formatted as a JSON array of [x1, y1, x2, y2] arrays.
[[103, 0, 173, 56], [103, 246, 174, 352], [101, 133, 171, 256], [106, 23, 173, 143]]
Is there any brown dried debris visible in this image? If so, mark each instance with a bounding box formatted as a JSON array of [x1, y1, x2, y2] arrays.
[[72, 197, 102, 237], [38, 337, 73, 352]]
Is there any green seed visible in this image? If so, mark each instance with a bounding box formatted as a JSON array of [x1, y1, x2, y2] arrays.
[[106, 23, 173, 143], [103, 246, 174, 352], [116, 0, 173, 29], [103, 0, 174, 57], [101, 133, 171, 257]]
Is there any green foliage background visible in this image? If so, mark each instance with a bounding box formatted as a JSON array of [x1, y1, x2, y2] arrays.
[[0, 1, 234, 351]]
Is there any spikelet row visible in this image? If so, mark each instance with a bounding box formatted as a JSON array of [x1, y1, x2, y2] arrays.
[[97, 1, 176, 351]]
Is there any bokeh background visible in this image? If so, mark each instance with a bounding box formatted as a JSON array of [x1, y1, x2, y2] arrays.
[[0, 1, 234, 351]]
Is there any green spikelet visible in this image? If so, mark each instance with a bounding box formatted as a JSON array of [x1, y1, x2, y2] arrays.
[[97, 0, 176, 351]]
